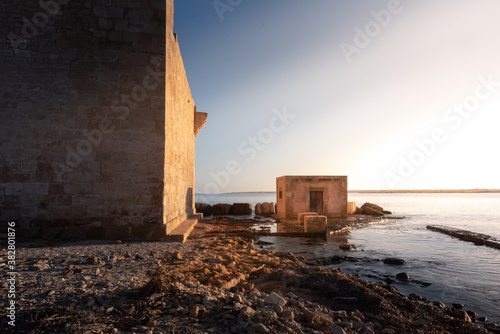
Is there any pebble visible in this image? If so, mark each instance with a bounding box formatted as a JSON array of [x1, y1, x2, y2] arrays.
[[238, 306, 255, 320], [7, 233, 488, 334], [332, 325, 347, 334], [190, 305, 200, 318], [432, 301, 446, 308], [32, 260, 50, 271], [282, 309, 294, 321], [289, 298, 303, 308], [332, 310, 347, 318], [264, 292, 286, 306], [233, 294, 244, 303], [274, 304, 284, 316], [381, 328, 396, 334], [253, 323, 270, 333], [302, 308, 320, 324], [449, 309, 472, 323]]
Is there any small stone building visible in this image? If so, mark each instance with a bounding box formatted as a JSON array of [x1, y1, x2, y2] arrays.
[[0, 0, 205, 241], [276, 176, 348, 219]]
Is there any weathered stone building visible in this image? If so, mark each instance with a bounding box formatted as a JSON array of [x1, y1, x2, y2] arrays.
[[0, 0, 206, 240], [276, 176, 348, 219]]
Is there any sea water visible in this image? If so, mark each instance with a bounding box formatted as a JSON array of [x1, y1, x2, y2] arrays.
[[196, 192, 500, 323]]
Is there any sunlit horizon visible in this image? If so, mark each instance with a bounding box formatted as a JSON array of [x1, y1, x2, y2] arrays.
[[174, 0, 500, 193]]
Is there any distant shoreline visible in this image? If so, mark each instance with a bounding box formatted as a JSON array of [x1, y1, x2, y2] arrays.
[[348, 189, 500, 193], [198, 189, 500, 195]]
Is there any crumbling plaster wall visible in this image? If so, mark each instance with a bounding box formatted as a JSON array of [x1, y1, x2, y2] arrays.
[[276, 176, 348, 219]]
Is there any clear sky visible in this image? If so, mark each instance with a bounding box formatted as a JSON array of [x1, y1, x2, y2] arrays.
[[174, 0, 500, 192]]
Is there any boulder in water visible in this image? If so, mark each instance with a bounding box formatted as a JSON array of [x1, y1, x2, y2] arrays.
[[383, 258, 406, 265], [396, 272, 410, 280], [361, 203, 385, 216]]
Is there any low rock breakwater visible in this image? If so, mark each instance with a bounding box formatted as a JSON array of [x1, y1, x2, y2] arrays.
[[427, 225, 500, 250]]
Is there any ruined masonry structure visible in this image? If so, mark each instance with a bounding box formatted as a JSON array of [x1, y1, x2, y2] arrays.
[[0, 0, 206, 240], [276, 176, 348, 219]]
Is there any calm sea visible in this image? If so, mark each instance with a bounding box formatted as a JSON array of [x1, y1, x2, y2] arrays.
[[196, 192, 500, 323]]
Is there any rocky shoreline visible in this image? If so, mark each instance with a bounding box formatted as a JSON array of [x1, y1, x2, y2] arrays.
[[426, 225, 500, 250], [1, 218, 498, 334]]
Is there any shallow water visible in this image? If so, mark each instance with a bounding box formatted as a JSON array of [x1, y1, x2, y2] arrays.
[[197, 192, 500, 323]]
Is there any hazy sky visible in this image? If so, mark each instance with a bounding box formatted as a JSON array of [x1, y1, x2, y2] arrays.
[[174, 0, 500, 192]]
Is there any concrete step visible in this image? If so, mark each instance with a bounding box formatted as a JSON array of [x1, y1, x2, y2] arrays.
[[166, 218, 198, 242]]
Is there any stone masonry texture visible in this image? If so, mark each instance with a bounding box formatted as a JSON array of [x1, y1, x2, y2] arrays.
[[0, 0, 203, 240]]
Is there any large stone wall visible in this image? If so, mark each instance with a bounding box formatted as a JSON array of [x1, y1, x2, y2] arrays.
[[164, 0, 195, 234], [0, 0, 198, 240]]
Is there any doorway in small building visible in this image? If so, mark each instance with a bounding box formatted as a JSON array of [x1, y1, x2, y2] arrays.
[[310, 191, 323, 214]]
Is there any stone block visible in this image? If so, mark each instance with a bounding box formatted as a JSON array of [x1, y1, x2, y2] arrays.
[[105, 226, 131, 240], [86, 227, 106, 240], [49, 206, 73, 219], [304, 216, 328, 234], [20, 206, 37, 218], [195, 203, 213, 215], [298, 212, 318, 225], [93, 5, 108, 18], [213, 204, 232, 216], [61, 226, 87, 240], [347, 202, 357, 215], [131, 224, 165, 240], [126, 8, 155, 20], [4, 183, 23, 196], [64, 183, 93, 195], [42, 227, 66, 240], [255, 202, 275, 216], [127, 216, 144, 227], [72, 205, 87, 217], [21, 195, 37, 206], [98, 18, 113, 30], [23, 183, 49, 195], [1, 208, 20, 221], [232, 203, 252, 215], [114, 19, 129, 31], [109, 6, 125, 19]]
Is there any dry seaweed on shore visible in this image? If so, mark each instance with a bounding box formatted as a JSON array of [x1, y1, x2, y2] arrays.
[[1, 219, 495, 334]]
